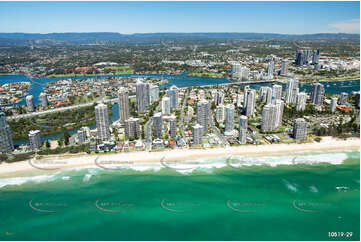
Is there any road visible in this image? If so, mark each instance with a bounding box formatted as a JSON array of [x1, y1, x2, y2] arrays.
[[144, 100, 161, 150], [6, 96, 136, 121]]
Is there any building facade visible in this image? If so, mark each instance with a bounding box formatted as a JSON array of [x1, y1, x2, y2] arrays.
[[95, 103, 110, 140], [118, 87, 130, 124], [0, 112, 14, 153]]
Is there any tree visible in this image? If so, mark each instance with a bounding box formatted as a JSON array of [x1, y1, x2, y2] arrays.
[[64, 132, 70, 146], [45, 140, 50, 149]]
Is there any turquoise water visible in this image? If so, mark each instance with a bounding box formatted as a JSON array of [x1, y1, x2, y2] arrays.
[[0, 150, 359, 241]]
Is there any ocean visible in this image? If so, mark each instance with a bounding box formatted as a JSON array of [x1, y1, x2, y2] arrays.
[[0, 150, 359, 241]]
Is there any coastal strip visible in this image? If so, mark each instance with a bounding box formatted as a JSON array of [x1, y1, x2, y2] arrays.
[[0, 137, 359, 176]]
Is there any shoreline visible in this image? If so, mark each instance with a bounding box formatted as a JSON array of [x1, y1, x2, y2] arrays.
[[0, 137, 359, 177]]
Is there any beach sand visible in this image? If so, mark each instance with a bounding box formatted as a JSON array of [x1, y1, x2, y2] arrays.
[[0, 136, 359, 176]]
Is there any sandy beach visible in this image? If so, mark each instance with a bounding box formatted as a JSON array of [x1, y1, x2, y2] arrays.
[[0, 136, 359, 176]]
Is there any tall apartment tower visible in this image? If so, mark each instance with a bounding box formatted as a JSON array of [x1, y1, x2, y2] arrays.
[[39, 92, 48, 107], [95, 103, 110, 140], [192, 123, 203, 145], [136, 79, 150, 113], [150, 84, 159, 103], [272, 84, 282, 103], [26, 95, 35, 112], [239, 115, 248, 144], [196, 99, 211, 134], [274, 100, 284, 128], [243, 85, 250, 107], [169, 85, 179, 110], [339, 92, 349, 105], [312, 50, 320, 65], [28, 130, 42, 150], [310, 82, 325, 106], [214, 91, 224, 105], [231, 62, 242, 80], [260, 87, 272, 104], [118, 87, 130, 124], [77, 127, 87, 143], [293, 118, 307, 140], [169, 115, 177, 138], [245, 89, 256, 117], [225, 104, 235, 133], [261, 103, 277, 132], [0, 112, 14, 153], [285, 79, 299, 104], [216, 105, 225, 122], [152, 112, 163, 138], [280, 61, 288, 75], [161, 97, 171, 115], [267, 61, 274, 78], [296, 92, 307, 111], [124, 118, 140, 139], [330, 97, 338, 113]]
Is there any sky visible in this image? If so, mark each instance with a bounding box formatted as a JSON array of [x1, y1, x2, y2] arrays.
[[0, 1, 359, 34]]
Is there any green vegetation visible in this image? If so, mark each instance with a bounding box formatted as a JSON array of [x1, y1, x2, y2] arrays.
[[8, 104, 111, 140]]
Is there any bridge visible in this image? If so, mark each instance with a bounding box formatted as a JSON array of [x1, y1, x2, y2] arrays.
[[202, 79, 285, 87]]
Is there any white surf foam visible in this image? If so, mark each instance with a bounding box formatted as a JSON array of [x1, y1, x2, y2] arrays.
[[0, 174, 57, 189]]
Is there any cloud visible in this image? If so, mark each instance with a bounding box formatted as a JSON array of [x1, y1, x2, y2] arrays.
[[329, 19, 360, 33]]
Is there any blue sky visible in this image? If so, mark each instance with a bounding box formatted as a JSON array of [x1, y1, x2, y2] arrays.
[[0, 1, 359, 34]]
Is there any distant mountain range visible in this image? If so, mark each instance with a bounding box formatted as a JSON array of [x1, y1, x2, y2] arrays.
[[0, 32, 359, 45]]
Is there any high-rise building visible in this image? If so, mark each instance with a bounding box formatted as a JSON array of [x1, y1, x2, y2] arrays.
[[312, 50, 320, 65], [267, 61, 274, 78], [214, 91, 224, 105], [150, 84, 159, 103], [95, 103, 110, 140], [354, 91, 360, 108], [293, 118, 307, 140], [152, 112, 163, 138], [0, 112, 14, 153], [192, 123, 203, 145], [259, 87, 272, 104], [245, 89, 256, 117], [285, 79, 299, 104], [231, 62, 242, 79], [28, 130, 42, 150], [280, 61, 288, 75], [238, 115, 248, 144], [296, 92, 307, 111], [169, 85, 179, 110], [124, 118, 140, 139], [225, 104, 235, 133], [136, 79, 150, 113], [330, 97, 338, 113], [272, 84, 282, 103], [118, 87, 130, 124], [243, 85, 250, 107], [196, 99, 211, 134], [339, 92, 349, 105], [169, 115, 177, 138], [161, 97, 171, 115], [215, 105, 225, 122], [274, 100, 284, 128], [26, 95, 35, 112], [235, 94, 242, 107], [295, 49, 311, 66], [261, 103, 277, 132], [39, 92, 48, 107], [310, 83, 325, 106], [77, 127, 87, 143]]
